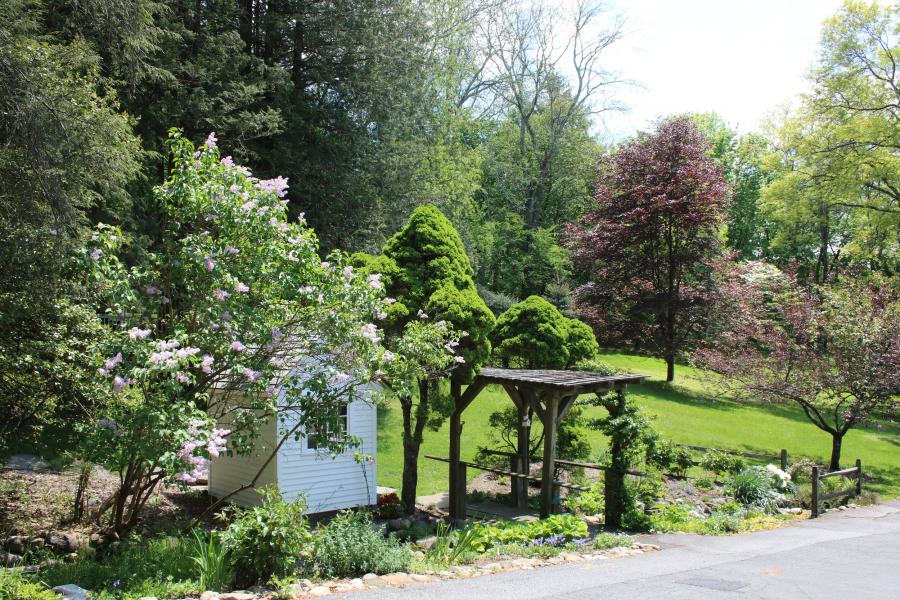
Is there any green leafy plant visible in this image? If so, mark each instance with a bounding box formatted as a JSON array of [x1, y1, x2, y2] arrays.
[[309, 510, 412, 578], [428, 522, 478, 565], [0, 570, 57, 600], [188, 529, 232, 592], [592, 533, 632, 550], [565, 482, 604, 515], [220, 487, 311, 585], [468, 514, 588, 553], [726, 466, 792, 511], [646, 439, 694, 477], [699, 450, 746, 476]]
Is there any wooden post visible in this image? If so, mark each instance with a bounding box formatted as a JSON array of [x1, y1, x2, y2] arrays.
[[540, 393, 559, 518], [456, 461, 467, 521], [780, 449, 788, 472], [811, 466, 820, 518], [510, 454, 521, 507], [448, 410, 463, 520], [855, 459, 862, 497]]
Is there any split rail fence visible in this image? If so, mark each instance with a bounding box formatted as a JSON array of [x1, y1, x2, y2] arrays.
[[811, 459, 863, 518]]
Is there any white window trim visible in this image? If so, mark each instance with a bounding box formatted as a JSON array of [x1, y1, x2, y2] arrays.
[[304, 402, 351, 454]]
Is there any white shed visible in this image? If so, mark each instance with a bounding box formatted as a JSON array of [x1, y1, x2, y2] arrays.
[[209, 377, 378, 514]]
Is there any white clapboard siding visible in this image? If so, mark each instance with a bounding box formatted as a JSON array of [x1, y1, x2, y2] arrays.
[[208, 414, 277, 507], [277, 394, 377, 513]]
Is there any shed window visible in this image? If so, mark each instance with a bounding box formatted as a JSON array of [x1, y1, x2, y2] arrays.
[[306, 403, 348, 450]]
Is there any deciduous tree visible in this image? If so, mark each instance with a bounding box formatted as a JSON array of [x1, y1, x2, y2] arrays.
[[567, 118, 730, 382]]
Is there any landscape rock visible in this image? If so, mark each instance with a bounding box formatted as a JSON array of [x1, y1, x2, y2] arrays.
[[199, 591, 219, 600], [0, 551, 22, 566], [219, 592, 254, 600], [349, 578, 365, 589], [415, 535, 438, 550], [51, 584, 90, 600], [386, 517, 412, 532], [560, 552, 584, 562], [381, 572, 413, 587], [410, 573, 434, 583], [5, 454, 50, 471], [5, 535, 27, 555], [361, 573, 380, 582], [136, 596, 158, 600], [309, 585, 332, 596]]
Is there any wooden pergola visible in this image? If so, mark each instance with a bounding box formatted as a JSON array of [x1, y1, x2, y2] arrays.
[[447, 368, 647, 519]]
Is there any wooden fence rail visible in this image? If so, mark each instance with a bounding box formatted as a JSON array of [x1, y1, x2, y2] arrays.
[[811, 459, 863, 518]]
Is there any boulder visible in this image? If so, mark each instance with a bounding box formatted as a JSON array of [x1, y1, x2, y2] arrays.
[[415, 535, 438, 550], [309, 585, 332, 596], [51, 584, 90, 600], [5, 535, 27, 555], [0, 551, 22, 566], [361, 573, 380, 582], [198, 592, 219, 600], [45, 532, 85, 554], [386, 517, 412, 532]]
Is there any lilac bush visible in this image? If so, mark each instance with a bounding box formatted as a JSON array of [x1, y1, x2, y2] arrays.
[[81, 130, 461, 534]]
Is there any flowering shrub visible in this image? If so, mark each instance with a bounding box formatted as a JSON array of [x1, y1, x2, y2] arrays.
[[374, 492, 403, 519], [81, 131, 460, 534]]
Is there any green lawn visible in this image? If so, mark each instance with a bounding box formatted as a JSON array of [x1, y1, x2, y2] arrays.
[[376, 352, 900, 498]]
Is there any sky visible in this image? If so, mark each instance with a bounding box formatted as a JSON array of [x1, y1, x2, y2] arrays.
[[595, 0, 847, 140]]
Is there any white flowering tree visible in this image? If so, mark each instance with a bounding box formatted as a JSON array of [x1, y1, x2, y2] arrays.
[[82, 130, 459, 535]]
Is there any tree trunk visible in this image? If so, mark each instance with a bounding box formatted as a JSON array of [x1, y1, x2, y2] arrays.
[[603, 391, 629, 528], [829, 432, 843, 471], [665, 354, 675, 382], [400, 436, 421, 514]]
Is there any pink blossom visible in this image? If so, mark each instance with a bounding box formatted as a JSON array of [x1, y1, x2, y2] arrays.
[[212, 289, 231, 301], [320, 261, 330, 269], [240, 200, 256, 213], [97, 367, 109, 377], [222, 311, 233, 322], [454, 355, 466, 364], [221, 156, 235, 168], [205, 132, 217, 149], [343, 266, 354, 279], [177, 373, 190, 383], [90, 248, 103, 261], [256, 176, 289, 198], [235, 281, 249, 293], [368, 273, 382, 289], [146, 285, 161, 295], [230, 341, 246, 352], [201, 354, 215, 374], [149, 351, 174, 364], [225, 246, 240, 255], [382, 351, 395, 363], [377, 311, 387, 320], [334, 372, 351, 383], [175, 347, 201, 359], [268, 217, 278, 227], [417, 310, 429, 319], [384, 297, 396, 305], [128, 327, 151, 340], [158, 340, 180, 351], [297, 212, 306, 224], [242, 367, 261, 382], [112, 375, 127, 392], [229, 184, 241, 194], [105, 352, 123, 370], [361, 323, 379, 342], [204, 257, 216, 271]]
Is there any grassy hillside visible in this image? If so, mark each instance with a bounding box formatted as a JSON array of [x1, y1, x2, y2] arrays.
[[376, 352, 900, 498]]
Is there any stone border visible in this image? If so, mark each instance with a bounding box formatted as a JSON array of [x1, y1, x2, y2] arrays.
[[154, 543, 661, 600]]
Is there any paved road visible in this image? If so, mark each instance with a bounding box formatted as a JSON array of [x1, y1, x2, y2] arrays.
[[354, 501, 900, 599]]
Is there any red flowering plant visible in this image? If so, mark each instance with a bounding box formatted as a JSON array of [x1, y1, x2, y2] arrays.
[[375, 492, 403, 519]]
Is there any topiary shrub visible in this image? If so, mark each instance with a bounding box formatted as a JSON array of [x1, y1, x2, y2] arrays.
[[308, 511, 413, 579]]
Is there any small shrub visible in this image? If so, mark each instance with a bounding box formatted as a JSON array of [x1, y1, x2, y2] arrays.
[[0, 570, 56, 600], [374, 492, 403, 519], [592, 532, 631, 550], [188, 529, 232, 592], [695, 476, 716, 490], [220, 487, 311, 585], [699, 450, 746, 476], [646, 439, 693, 476], [565, 482, 604, 515], [621, 508, 653, 532], [427, 523, 479, 565], [727, 465, 792, 511], [648, 503, 695, 532], [309, 511, 412, 578]]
